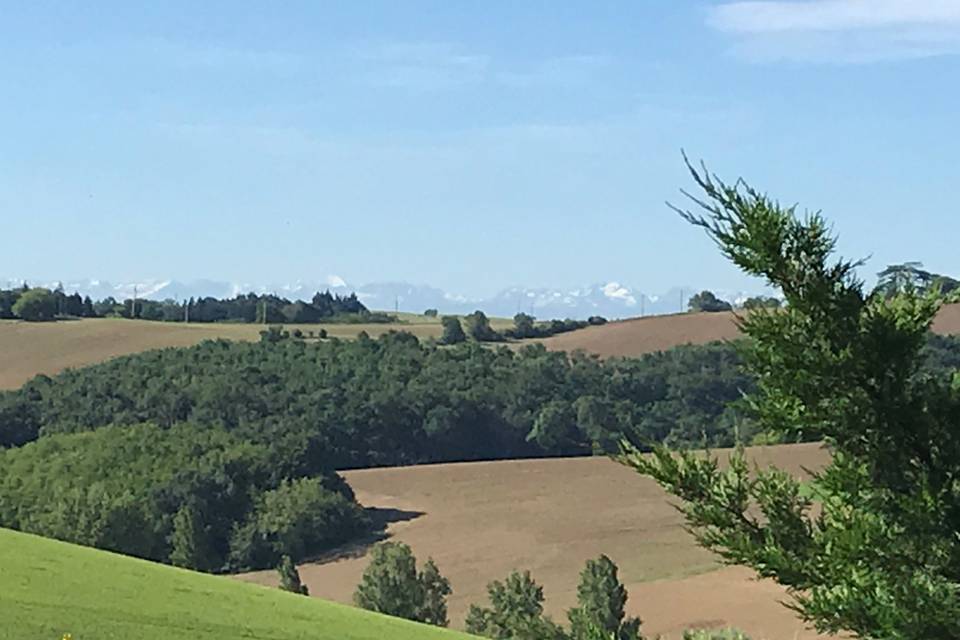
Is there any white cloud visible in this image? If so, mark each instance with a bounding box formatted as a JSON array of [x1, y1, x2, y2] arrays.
[[710, 1, 960, 33], [602, 282, 637, 306], [708, 1, 960, 62]]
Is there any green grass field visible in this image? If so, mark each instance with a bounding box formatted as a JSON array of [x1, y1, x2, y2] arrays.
[[0, 527, 475, 640]]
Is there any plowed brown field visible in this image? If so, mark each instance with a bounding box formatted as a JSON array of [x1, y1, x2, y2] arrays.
[[540, 303, 960, 358], [238, 443, 832, 639]]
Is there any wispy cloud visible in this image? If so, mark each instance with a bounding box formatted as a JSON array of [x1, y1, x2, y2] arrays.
[[708, 0, 960, 62], [350, 41, 611, 91], [349, 41, 491, 90], [495, 54, 613, 88]]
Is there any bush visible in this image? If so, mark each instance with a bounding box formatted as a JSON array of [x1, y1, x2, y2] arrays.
[[424, 308, 439, 317]]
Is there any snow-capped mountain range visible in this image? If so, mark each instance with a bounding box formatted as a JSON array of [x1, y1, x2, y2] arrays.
[[1, 277, 770, 320]]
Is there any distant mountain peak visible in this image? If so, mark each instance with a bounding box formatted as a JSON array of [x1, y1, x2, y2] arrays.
[[1, 276, 772, 320]]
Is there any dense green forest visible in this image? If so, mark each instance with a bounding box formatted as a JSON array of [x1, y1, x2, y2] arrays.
[[0, 422, 367, 573], [1, 330, 957, 574], [0, 332, 759, 457], [0, 284, 391, 324]]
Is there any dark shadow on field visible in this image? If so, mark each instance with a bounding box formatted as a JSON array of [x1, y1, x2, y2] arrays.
[[304, 506, 425, 565]]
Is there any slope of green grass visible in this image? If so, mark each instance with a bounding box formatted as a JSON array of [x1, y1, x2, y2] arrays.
[[0, 528, 475, 640]]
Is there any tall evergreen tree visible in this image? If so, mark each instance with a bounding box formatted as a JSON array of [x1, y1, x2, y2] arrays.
[[439, 316, 467, 345], [622, 158, 960, 639], [353, 542, 450, 626], [168, 504, 211, 571], [465, 570, 566, 640], [418, 558, 452, 627], [277, 554, 309, 595], [567, 556, 642, 640]]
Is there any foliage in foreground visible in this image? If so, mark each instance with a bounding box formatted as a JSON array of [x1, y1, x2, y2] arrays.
[[353, 542, 452, 627], [622, 159, 960, 639]]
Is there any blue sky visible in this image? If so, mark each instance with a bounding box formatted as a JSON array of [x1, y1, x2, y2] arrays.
[[2, 1, 958, 297]]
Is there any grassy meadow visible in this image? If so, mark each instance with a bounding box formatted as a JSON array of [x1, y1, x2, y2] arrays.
[[0, 527, 475, 640]]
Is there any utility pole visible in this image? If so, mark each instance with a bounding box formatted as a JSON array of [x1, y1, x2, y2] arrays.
[[640, 294, 645, 317], [183, 299, 189, 323], [395, 296, 399, 314], [680, 288, 685, 313]]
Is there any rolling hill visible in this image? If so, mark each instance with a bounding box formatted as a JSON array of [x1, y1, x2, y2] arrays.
[[0, 314, 513, 390], [3, 303, 956, 391], [540, 302, 960, 358], [238, 443, 833, 640], [0, 526, 475, 640]]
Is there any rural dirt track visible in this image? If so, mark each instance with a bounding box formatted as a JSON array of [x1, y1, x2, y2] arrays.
[[238, 444, 832, 639], [541, 303, 960, 358]]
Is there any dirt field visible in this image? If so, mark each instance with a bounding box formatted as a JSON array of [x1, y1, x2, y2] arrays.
[[4, 304, 956, 391], [541, 303, 960, 358], [0, 315, 513, 390], [237, 443, 831, 639]]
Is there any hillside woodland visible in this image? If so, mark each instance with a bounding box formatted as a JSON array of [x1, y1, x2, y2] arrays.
[[1, 328, 958, 576]]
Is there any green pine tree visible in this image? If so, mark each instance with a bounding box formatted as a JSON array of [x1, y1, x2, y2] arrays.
[[621, 157, 960, 639], [168, 504, 211, 571], [277, 554, 309, 595], [568, 556, 642, 640]]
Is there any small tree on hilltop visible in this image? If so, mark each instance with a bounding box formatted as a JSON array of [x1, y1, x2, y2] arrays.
[[439, 316, 467, 345], [353, 542, 451, 627], [465, 310, 502, 342], [12, 288, 57, 321], [277, 554, 309, 595], [686, 290, 732, 313], [465, 570, 566, 640], [740, 295, 781, 310], [568, 555, 642, 640], [512, 312, 537, 339], [621, 158, 960, 639]]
